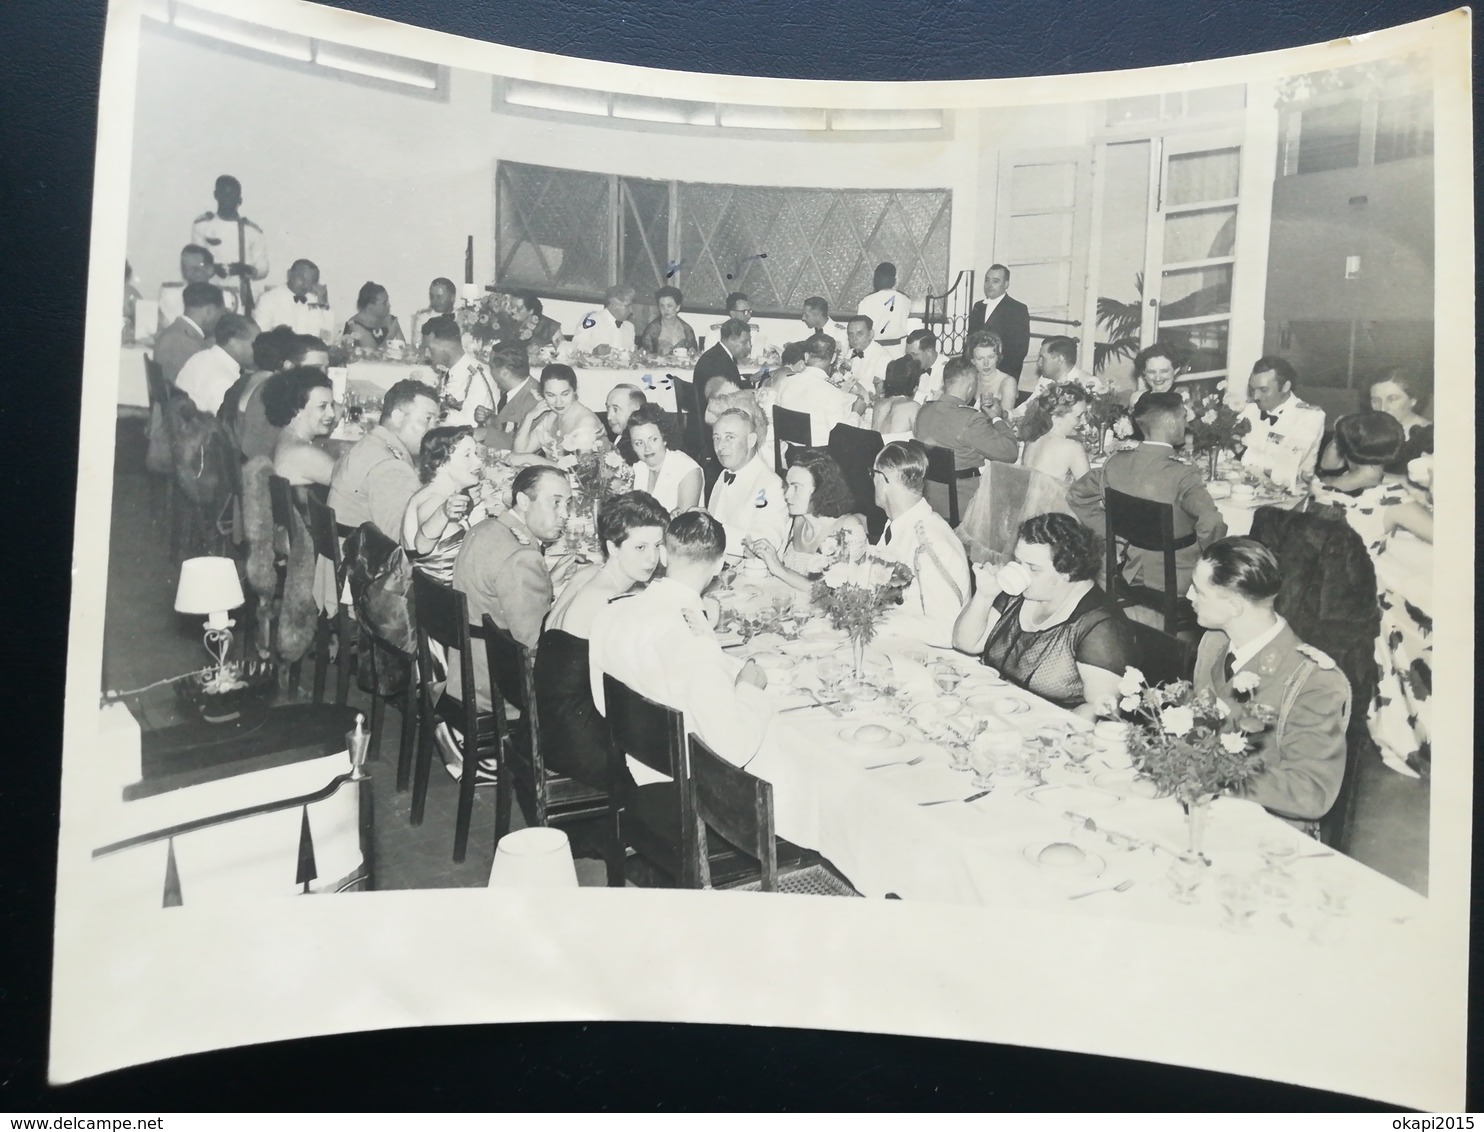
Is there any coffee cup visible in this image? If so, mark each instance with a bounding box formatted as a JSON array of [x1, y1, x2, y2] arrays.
[[997, 561, 1031, 596]]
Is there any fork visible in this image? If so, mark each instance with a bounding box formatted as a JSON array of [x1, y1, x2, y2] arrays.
[[865, 755, 924, 771], [1067, 879, 1136, 900]]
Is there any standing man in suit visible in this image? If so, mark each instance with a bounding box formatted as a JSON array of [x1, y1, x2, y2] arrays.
[[1188, 538, 1351, 832], [191, 174, 268, 319], [1066, 391, 1227, 602], [154, 282, 226, 385], [693, 318, 751, 390], [480, 348, 541, 452], [966, 263, 1031, 381]]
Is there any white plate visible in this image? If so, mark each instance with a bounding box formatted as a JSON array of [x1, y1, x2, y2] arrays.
[[789, 639, 837, 658], [992, 696, 1032, 715], [1023, 783, 1120, 811], [746, 632, 787, 654], [1092, 770, 1163, 800], [1021, 841, 1106, 878], [908, 697, 963, 724], [753, 653, 796, 672], [799, 621, 846, 642], [839, 724, 906, 749]]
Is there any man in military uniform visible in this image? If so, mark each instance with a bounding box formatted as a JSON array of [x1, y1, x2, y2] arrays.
[[156, 244, 237, 335], [422, 314, 495, 428], [912, 356, 1018, 520], [1188, 538, 1351, 832], [190, 174, 268, 317], [408, 277, 458, 352], [1234, 356, 1325, 491]]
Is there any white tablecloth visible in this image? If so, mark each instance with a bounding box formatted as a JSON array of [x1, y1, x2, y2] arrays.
[[1216, 492, 1301, 537], [345, 359, 680, 416], [717, 580, 1422, 938]]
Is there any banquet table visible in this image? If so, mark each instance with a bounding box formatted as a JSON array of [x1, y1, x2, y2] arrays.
[[712, 571, 1422, 940], [1088, 447, 1303, 537], [341, 358, 681, 416]]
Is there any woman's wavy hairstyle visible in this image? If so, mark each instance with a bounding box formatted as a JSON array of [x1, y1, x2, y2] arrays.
[[1018, 511, 1103, 583]]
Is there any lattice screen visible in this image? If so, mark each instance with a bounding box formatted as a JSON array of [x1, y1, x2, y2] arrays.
[[497, 160, 951, 315]]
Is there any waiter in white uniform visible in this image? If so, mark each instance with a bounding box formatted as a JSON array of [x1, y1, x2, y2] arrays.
[[190, 174, 268, 318]]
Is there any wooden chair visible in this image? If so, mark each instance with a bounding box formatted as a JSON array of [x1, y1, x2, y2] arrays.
[[410, 572, 513, 863], [771, 405, 812, 470], [304, 493, 355, 706], [687, 735, 861, 896], [266, 474, 300, 690], [601, 674, 693, 887], [1128, 621, 1196, 688], [480, 616, 611, 842], [826, 423, 888, 544], [922, 444, 964, 527], [1102, 487, 1197, 635], [670, 376, 708, 462]]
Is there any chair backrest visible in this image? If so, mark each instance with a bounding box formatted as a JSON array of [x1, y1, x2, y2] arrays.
[[687, 733, 777, 891], [602, 673, 686, 781], [410, 569, 475, 655], [1128, 621, 1196, 687], [143, 355, 170, 412], [771, 405, 812, 469], [267, 474, 296, 532], [479, 614, 530, 714], [921, 444, 961, 527], [826, 422, 888, 543], [304, 492, 343, 568], [1104, 487, 1191, 553], [669, 376, 708, 461]]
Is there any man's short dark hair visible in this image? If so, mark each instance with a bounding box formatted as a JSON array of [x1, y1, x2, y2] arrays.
[[1202, 537, 1283, 603], [803, 296, 829, 316], [262, 366, 333, 428], [1132, 390, 1186, 431], [422, 313, 462, 345], [803, 333, 838, 363], [718, 318, 750, 343], [875, 439, 929, 495], [848, 314, 874, 333], [873, 262, 897, 290], [288, 333, 327, 365], [725, 292, 750, 312], [883, 356, 921, 399], [430, 276, 457, 294], [1252, 356, 1299, 388], [252, 326, 297, 371], [1043, 336, 1078, 367], [987, 263, 1011, 280], [780, 341, 808, 367], [906, 328, 937, 352], [512, 464, 566, 504], [182, 243, 213, 264], [289, 258, 319, 277], [942, 355, 977, 394], [215, 174, 241, 193], [598, 491, 671, 556], [492, 346, 531, 382], [665, 509, 727, 563], [213, 312, 256, 346], [380, 378, 439, 423], [182, 282, 225, 310]]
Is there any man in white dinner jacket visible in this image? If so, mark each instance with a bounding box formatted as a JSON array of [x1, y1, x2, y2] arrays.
[[1234, 356, 1325, 491], [872, 439, 971, 648], [590, 510, 776, 780], [706, 407, 788, 560]]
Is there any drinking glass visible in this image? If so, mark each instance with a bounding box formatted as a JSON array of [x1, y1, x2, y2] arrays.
[[1166, 859, 1205, 904], [932, 664, 963, 696], [979, 729, 1023, 785], [1061, 731, 1096, 773], [1218, 873, 1261, 932], [968, 744, 996, 789], [1257, 834, 1298, 877]]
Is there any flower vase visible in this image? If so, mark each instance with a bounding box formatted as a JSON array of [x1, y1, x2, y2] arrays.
[[1206, 447, 1220, 480], [850, 634, 867, 681], [1181, 794, 1215, 866]]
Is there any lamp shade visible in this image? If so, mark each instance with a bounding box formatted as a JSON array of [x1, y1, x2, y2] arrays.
[[488, 827, 578, 890], [174, 557, 245, 616]]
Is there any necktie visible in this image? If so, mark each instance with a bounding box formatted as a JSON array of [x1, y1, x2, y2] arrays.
[[883, 525, 893, 545], [1223, 653, 1235, 682], [293, 294, 308, 305], [497, 391, 508, 413], [722, 470, 737, 485], [1260, 410, 1278, 426]]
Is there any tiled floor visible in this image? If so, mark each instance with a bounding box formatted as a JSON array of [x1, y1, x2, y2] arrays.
[[104, 420, 1428, 896]]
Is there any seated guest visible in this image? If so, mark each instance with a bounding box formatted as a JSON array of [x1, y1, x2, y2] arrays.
[[423, 313, 495, 428], [512, 291, 564, 356], [235, 332, 328, 461], [906, 329, 946, 404], [481, 348, 541, 452], [702, 375, 742, 423], [157, 244, 237, 334], [514, 364, 607, 461], [221, 324, 292, 446], [408, 277, 457, 352], [1235, 356, 1325, 491], [840, 315, 891, 397], [800, 295, 848, 356], [1020, 336, 1105, 412], [589, 509, 775, 774], [953, 512, 1134, 720], [329, 378, 440, 536], [873, 358, 921, 438], [626, 402, 702, 513], [637, 285, 700, 356], [1311, 412, 1434, 545], [537, 491, 671, 792], [770, 333, 869, 446], [855, 261, 913, 355], [1018, 382, 1092, 485], [913, 356, 1018, 519], [176, 312, 259, 414], [571, 284, 637, 356], [748, 447, 867, 591], [756, 340, 808, 391], [1364, 368, 1432, 476], [449, 465, 570, 715], [694, 317, 752, 389], [155, 282, 225, 385], [725, 291, 769, 359], [605, 381, 645, 462], [253, 259, 335, 340], [266, 366, 339, 488], [1067, 390, 1226, 600], [965, 329, 1019, 419], [342, 282, 405, 351], [1128, 341, 1182, 406], [873, 439, 972, 647], [1188, 538, 1351, 828], [400, 425, 485, 583], [706, 407, 788, 558]]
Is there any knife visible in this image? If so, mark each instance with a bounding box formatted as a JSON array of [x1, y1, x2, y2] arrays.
[[780, 699, 841, 713], [918, 789, 993, 807]]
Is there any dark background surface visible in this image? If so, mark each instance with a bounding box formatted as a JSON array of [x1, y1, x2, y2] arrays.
[[0, 0, 1475, 1112]]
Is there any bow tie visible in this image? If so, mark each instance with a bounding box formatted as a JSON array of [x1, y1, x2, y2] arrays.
[[852, 349, 864, 359], [722, 470, 737, 485], [1259, 409, 1279, 426], [293, 294, 308, 305]]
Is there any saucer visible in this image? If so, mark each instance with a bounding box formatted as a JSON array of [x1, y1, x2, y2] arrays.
[[1020, 841, 1106, 878], [992, 696, 1032, 715], [752, 653, 797, 672], [839, 723, 906, 748]]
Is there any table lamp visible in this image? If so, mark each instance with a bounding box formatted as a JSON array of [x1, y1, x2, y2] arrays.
[[488, 827, 578, 889], [174, 556, 246, 682]]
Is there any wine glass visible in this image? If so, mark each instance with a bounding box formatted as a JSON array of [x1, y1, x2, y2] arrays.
[[1166, 859, 1205, 905], [932, 663, 964, 696], [1218, 872, 1261, 932], [1061, 730, 1096, 774], [1257, 834, 1299, 877]]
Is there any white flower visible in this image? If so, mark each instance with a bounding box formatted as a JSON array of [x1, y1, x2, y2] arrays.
[[1118, 666, 1146, 696], [603, 450, 625, 470], [1230, 671, 1261, 694], [1119, 695, 1140, 713], [822, 563, 851, 589], [1219, 733, 1248, 755], [1212, 696, 1232, 719], [1184, 406, 1196, 422], [1200, 409, 1218, 425], [1160, 705, 1195, 736], [1113, 417, 1134, 439], [1406, 454, 1433, 490], [867, 561, 894, 587], [818, 536, 840, 558], [1216, 380, 1228, 391]]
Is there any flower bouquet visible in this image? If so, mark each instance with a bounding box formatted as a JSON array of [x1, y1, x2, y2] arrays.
[[1079, 390, 1134, 457], [809, 538, 913, 680], [1110, 666, 1274, 864], [1181, 383, 1252, 477]]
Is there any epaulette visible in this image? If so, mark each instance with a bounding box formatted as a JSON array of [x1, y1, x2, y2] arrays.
[[194, 210, 215, 223], [1295, 642, 1337, 670]]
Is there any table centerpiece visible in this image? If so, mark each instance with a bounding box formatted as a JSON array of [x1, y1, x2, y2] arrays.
[[1080, 389, 1135, 457], [809, 534, 913, 681], [1180, 384, 1252, 479]]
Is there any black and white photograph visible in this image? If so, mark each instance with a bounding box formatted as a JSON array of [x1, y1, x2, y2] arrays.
[[47, 0, 1471, 1110]]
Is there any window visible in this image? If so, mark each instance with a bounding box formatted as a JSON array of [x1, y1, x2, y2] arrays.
[[1375, 92, 1434, 164], [143, 2, 447, 98], [1294, 101, 1363, 175], [495, 161, 951, 316], [1104, 85, 1245, 129], [1155, 145, 1241, 380]]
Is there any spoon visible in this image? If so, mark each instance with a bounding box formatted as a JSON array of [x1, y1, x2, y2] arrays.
[[865, 755, 924, 771], [1067, 879, 1136, 901]]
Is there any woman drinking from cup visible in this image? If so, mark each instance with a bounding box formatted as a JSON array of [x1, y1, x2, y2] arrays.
[[953, 511, 1135, 720]]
